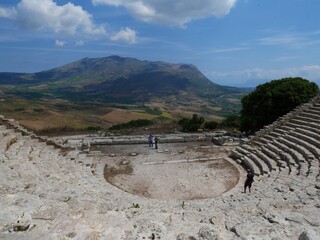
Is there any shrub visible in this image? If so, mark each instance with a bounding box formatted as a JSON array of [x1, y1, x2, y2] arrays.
[[178, 114, 204, 132], [204, 121, 219, 130], [145, 107, 162, 115], [86, 126, 102, 131], [109, 119, 153, 130], [218, 115, 240, 129]]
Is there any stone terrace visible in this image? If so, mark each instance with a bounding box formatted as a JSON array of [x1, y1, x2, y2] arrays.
[[0, 95, 320, 239]]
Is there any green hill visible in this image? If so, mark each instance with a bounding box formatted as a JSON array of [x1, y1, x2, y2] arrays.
[[0, 56, 248, 133], [0, 56, 243, 102]]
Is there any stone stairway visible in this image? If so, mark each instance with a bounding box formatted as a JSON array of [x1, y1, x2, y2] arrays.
[[231, 95, 320, 196]]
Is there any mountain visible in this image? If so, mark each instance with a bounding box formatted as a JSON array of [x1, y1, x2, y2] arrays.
[[0, 56, 242, 103]]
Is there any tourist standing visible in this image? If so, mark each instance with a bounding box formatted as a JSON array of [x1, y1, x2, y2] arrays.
[[154, 136, 159, 149], [148, 134, 153, 147], [244, 169, 254, 193]]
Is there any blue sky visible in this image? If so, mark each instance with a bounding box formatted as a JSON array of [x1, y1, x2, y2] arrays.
[[0, 0, 320, 87]]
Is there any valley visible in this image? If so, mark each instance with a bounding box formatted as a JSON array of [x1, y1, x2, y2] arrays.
[[0, 56, 248, 134]]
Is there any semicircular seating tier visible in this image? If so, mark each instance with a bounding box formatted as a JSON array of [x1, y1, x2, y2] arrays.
[[0, 94, 320, 239], [231, 94, 320, 193]]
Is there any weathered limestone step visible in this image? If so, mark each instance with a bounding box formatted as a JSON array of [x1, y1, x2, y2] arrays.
[[277, 137, 313, 162], [295, 127, 320, 141], [309, 105, 320, 111], [237, 145, 270, 175], [268, 131, 282, 138], [237, 155, 261, 176], [300, 111, 320, 120], [260, 145, 281, 170], [265, 143, 293, 171], [262, 134, 275, 142], [271, 139, 303, 167], [286, 132, 320, 158], [279, 124, 296, 132], [286, 122, 320, 136], [272, 128, 288, 136], [254, 136, 271, 145], [253, 148, 277, 172], [290, 118, 318, 129], [290, 130, 320, 150], [241, 144, 274, 172], [234, 146, 250, 156], [304, 108, 320, 116], [247, 152, 269, 175], [230, 149, 242, 160]]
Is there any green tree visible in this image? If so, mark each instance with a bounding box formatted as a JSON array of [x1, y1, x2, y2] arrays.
[[218, 115, 240, 129], [204, 120, 219, 130], [240, 77, 319, 134], [178, 114, 205, 132]]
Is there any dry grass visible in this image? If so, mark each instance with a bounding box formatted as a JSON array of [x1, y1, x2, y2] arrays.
[[102, 108, 156, 124], [0, 97, 234, 134]]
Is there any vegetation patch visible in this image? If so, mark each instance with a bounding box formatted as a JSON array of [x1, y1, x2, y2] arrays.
[[204, 121, 218, 130], [109, 119, 153, 130], [178, 114, 204, 132], [144, 107, 162, 115], [240, 77, 319, 133]]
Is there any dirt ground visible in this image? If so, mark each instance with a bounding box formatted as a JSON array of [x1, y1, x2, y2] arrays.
[[98, 142, 240, 200]]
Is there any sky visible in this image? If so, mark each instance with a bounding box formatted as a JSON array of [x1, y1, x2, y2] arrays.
[[0, 0, 320, 87]]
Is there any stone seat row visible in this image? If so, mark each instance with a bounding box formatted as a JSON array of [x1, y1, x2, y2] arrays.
[[230, 95, 320, 191], [232, 127, 319, 179], [0, 123, 99, 187]]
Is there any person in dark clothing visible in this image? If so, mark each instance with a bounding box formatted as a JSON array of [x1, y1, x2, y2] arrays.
[[244, 169, 254, 193], [154, 136, 159, 149]]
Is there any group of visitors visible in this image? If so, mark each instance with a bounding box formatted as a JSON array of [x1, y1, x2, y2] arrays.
[[148, 134, 159, 149]]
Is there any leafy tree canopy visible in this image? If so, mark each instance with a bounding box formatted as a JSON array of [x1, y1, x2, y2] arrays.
[[240, 77, 319, 134], [204, 120, 219, 130], [219, 115, 240, 129], [178, 114, 205, 132]]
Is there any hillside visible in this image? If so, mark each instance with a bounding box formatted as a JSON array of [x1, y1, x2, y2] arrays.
[[0, 56, 242, 101], [0, 56, 248, 132]]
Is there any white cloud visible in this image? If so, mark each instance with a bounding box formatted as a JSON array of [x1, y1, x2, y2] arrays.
[[0, 0, 106, 35], [0, 7, 17, 19], [208, 65, 320, 87], [259, 31, 320, 48], [259, 33, 304, 48], [92, 0, 237, 26], [111, 27, 137, 44], [207, 47, 249, 54], [55, 39, 66, 47], [75, 40, 85, 46]]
